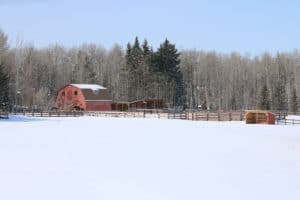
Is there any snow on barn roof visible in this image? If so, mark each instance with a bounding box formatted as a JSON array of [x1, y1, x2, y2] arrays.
[[71, 84, 106, 90]]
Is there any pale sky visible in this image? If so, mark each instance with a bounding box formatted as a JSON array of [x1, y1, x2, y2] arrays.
[[0, 0, 299, 54]]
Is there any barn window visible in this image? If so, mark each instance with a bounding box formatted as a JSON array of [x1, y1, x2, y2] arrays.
[[74, 91, 78, 96], [62, 92, 65, 97]]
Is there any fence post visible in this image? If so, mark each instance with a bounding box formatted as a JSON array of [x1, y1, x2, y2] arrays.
[[206, 112, 209, 121], [218, 112, 220, 121]]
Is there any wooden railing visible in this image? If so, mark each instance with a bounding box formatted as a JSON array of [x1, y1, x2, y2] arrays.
[[276, 118, 300, 125], [12, 111, 84, 117], [167, 112, 187, 120], [6, 110, 300, 125], [86, 111, 246, 121], [188, 111, 245, 121], [0, 111, 9, 119]]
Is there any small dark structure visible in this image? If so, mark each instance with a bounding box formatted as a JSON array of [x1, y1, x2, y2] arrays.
[[129, 99, 163, 110], [245, 110, 275, 124], [111, 102, 129, 111], [55, 84, 111, 111]]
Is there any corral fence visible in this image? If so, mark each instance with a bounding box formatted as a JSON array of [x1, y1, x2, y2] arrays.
[[87, 110, 246, 121], [86, 109, 169, 119], [6, 109, 300, 124], [0, 111, 9, 119], [12, 111, 84, 117], [276, 118, 300, 125]]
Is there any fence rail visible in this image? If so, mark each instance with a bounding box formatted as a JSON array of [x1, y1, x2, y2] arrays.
[[13, 111, 84, 117], [6, 110, 300, 125], [0, 111, 9, 119], [276, 119, 300, 125], [168, 112, 187, 120]]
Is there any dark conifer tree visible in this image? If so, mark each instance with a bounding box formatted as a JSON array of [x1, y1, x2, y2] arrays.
[[273, 54, 287, 111], [290, 88, 298, 114], [125, 37, 144, 101], [152, 39, 186, 107], [273, 81, 287, 111], [259, 84, 271, 110], [0, 63, 9, 111]]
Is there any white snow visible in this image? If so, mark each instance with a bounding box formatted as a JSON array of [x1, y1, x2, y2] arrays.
[[71, 84, 106, 90], [286, 115, 300, 120], [1, 116, 300, 200]]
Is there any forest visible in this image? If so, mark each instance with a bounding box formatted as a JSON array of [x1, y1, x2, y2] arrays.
[[0, 29, 299, 112]]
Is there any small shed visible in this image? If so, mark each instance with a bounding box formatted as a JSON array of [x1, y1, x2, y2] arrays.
[[129, 99, 163, 110], [55, 84, 111, 111], [111, 102, 129, 111], [245, 110, 275, 124]]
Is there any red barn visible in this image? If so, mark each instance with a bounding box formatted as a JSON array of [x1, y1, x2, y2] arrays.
[[55, 84, 111, 111]]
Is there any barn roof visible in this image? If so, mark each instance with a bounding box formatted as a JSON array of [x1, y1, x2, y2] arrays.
[[71, 84, 106, 91], [70, 84, 110, 101]]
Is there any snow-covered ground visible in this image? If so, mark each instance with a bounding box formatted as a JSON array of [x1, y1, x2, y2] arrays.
[[1, 115, 300, 200], [286, 115, 300, 120]]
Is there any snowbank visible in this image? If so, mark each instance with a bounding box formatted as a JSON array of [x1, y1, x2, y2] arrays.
[[0, 117, 300, 200], [0, 115, 45, 122], [286, 115, 300, 120]]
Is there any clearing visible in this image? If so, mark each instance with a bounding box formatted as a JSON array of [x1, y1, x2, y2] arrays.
[[1, 116, 300, 200]]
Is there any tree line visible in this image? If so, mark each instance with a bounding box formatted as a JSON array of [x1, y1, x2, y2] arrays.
[[0, 29, 299, 112]]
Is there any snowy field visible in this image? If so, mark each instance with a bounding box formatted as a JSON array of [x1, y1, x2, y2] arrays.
[[1, 115, 300, 200]]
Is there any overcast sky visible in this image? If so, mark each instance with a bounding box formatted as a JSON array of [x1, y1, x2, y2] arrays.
[[0, 0, 299, 54]]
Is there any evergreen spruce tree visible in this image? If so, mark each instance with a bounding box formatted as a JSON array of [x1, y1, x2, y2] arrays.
[[273, 81, 287, 111], [0, 63, 9, 111], [125, 37, 144, 101], [273, 54, 287, 111], [152, 39, 186, 107], [290, 88, 298, 114], [259, 84, 271, 110], [141, 40, 154, 98]]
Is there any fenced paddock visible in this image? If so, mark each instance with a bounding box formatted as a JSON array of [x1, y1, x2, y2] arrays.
[[8, 110, 300, 125]]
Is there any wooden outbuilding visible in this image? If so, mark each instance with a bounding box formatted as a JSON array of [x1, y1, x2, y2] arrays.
[[245, 110, 275, 124], [55, 84, 111, 111], [111, 102, 129, 111], [129, 99, 163, 110]]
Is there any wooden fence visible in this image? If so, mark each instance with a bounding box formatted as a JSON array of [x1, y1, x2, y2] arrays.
[[276, 118, 300, 125], [167, 112, 187, 120], [13, 111, 84, 117], [86, 111, 246, 121], [0, 111, 9, 119], [7, 110, 300, 125]]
